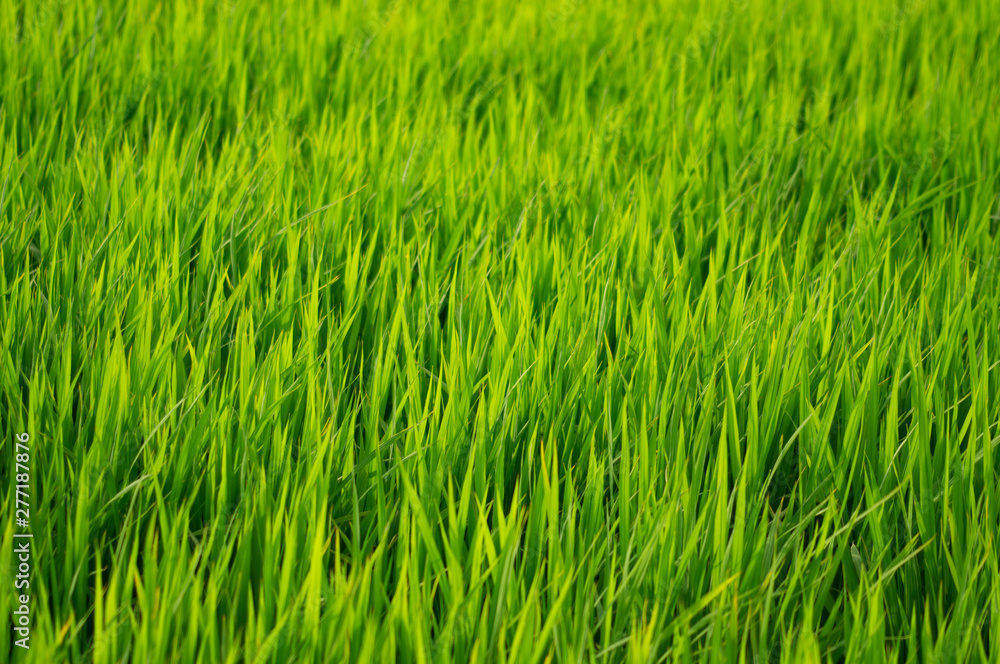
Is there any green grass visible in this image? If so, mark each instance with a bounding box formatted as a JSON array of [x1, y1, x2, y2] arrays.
[[1, 0, 999, 661]]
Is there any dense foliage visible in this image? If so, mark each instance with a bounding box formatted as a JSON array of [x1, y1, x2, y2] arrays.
[[1, 0, 998, 661]]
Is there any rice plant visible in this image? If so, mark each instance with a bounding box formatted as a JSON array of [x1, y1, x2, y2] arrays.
[[1, 0, 998, 661]]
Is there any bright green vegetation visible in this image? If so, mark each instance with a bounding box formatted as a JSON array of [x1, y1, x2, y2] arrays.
[[1, 0, 999, 661]]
